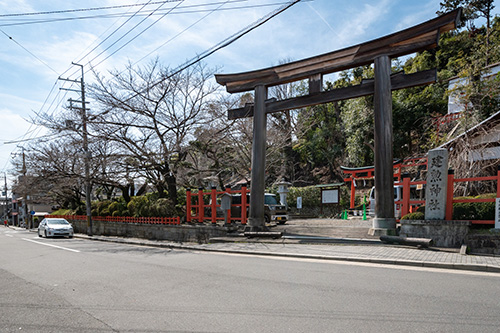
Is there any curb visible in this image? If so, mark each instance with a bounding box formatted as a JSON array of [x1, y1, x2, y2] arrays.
[[74, 234, 500, 274]]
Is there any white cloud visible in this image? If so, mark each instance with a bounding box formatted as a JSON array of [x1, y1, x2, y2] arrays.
[[0, 107, 35, 171]]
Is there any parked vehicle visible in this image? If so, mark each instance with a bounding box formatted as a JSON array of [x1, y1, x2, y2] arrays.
[[368, 185, 423, 218], [231, 193, 288, 224], [38, 218, 74, 238]]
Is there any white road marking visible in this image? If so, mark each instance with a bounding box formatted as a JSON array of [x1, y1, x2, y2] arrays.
[[6, 234, 13, 237], [22, 238, 80, 253]]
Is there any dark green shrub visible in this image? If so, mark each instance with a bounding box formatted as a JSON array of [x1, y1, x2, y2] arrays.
[[108, 202, 120, 215], [452, 202, 477, 220], [150, 198, 176, 217], [401, 212, 425, 220], [475, 202, 495, 220], [286, 186, 321, 208], [100, 208, 111, 216]]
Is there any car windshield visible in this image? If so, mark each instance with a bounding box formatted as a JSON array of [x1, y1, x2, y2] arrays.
[[264, 195, 278, 205], [46, 219, 69, 225]]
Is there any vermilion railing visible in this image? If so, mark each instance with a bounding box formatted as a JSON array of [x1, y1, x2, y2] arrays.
[[444, 168, 500, 225], [393, 168, 500, 225], [394, 176, 426, 218], [186, 186, 249, 225], [343, 157, 428, 209], [46, 215, 181, 225]]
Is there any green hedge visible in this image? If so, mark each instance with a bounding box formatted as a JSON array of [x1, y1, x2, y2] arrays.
[[401, 212, 425, 220], [401, 194, 496, 221]]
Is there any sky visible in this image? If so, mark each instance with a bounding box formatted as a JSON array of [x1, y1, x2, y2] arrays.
[[0, 0, 496, 189]]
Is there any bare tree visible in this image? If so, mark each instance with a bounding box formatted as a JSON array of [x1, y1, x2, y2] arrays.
[[89, 60, 219, 205]]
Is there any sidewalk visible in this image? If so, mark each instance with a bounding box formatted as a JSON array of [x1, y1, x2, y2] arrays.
[[74, 232, 500, 274]]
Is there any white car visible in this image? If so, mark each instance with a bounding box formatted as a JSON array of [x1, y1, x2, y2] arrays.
[[38, 218, 74, 238]]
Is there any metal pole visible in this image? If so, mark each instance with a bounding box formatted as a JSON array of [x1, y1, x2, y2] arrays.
[[247, 85, 267, 231], [372, 55, 396, 235], [21, 147, 28, 229], [4, 173, 8, 225], [73, 62, 93, 236]]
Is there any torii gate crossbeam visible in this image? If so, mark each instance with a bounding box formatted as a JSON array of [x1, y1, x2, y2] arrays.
[[215, 9, 461, 233]]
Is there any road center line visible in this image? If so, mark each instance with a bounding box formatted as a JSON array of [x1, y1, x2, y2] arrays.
[[22, 238, 80, 253]]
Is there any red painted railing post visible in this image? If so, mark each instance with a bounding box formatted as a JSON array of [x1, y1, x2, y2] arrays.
[[446, 169, 454, 220], [225, 186, 232, 224], [211, 187, 217, 225], [198, 187, 204, 223], [496, 166, 500, 198], [350, 179, 356, 209], [402, 174, 411, 218], [186, 188, 192, 223], [241, 184, 247, 225]]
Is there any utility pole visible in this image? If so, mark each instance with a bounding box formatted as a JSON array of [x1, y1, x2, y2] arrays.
[[59, 63, 92, 236], [4, 173, 8, 226], [20, 147, 28, 229]]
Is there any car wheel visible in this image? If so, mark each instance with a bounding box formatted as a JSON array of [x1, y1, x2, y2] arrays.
[[278, 220, 287, 225], [38, 231, 42, 237], [68, 236, 73, 239]]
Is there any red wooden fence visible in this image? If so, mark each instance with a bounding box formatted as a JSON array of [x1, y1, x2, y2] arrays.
[[47, 215, 181, 225], [394, 168, 500, 224], [186, 186, 249, 225]]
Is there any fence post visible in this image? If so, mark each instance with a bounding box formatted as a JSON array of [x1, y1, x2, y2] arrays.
[[186, 188, 192, 223], [446, 169, 454, 220], [350, 179, 356, 209], [241, 184, 247, 225], [198, 187, 204, 223], [497, 166, 500, 198], [402, 174, 410, 218], [211, 186, 217, 225], [225, 186, 232, 224]]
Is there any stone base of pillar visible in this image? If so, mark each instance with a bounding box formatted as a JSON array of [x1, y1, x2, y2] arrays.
[[244, 219, 268, 232], [369, 217, 397, 236]]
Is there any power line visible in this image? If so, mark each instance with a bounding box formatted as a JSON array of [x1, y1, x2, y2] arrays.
[[59, 0, 156, 78], [85, 1, 184, 73], [0, 1, 302, 28], [129, 0, 236, 67], [121, 0, 303, 104], [0, 1, 183, 18], [0, 28, 59, 75]]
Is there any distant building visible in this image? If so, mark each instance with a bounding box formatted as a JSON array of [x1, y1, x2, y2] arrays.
[[447, 62, 500, 114]]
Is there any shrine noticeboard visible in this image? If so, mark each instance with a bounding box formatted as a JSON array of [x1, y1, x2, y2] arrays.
[[322, 189, 339, 204], [315, 183, 343, 214]]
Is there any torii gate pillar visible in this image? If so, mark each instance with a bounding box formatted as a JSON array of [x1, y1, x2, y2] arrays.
[[371, 55, 396, 235], [247, 85, 268, 231]]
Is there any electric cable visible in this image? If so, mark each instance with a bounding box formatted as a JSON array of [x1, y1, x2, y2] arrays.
[[59, 0, 156, 79], [130, 0, 231, 68], [0, 1, 182, 18], [0, 28, 59, 75], [85, 1, 185, 74], [120, 0, 303, 104], [0, 1, 307, 28]]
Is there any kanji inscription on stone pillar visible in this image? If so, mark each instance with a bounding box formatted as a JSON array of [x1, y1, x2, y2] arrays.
[[425, 148, 449, 220]]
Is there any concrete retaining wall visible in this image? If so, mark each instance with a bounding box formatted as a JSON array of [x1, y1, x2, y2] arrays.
[[465, 234, 500, 255], [69, 219, 229, 243], [400, 220, 470, 248]]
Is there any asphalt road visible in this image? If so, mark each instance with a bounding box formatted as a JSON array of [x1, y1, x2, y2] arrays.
[[1, 227, 500, 332]]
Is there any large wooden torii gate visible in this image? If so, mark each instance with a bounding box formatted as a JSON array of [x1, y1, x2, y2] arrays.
[[215, 9, 461, 234]]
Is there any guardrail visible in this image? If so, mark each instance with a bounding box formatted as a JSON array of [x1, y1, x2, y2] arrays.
[[46, 215, 181, 225]]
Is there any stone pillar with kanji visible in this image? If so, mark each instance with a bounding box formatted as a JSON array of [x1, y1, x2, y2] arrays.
[[425, 148, 449, 220]]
